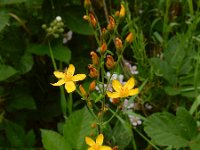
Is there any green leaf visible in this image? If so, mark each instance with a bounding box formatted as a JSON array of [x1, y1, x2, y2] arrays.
[[25, 130, 36, 147], [28, 44, 71, 63], [63, 107, 95, 150], [0, 0, 26, 5], [189, 134, 200, 150], [175, 107, 198, 140], [5, 121, 26, 148], [150, 58, 176, 85], [41, 129, 71, 150], [63, 6, 93, 35], [112, 121, 132, 149], [164, 86, 180, 96], [0, 64, 18, 81], [144, 107, 198, 149], [0, 11, 9, 31], [16, 52, 34, 74]]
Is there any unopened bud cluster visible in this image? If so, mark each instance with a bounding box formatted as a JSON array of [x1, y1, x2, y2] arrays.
[[42, 16, 64, 38]]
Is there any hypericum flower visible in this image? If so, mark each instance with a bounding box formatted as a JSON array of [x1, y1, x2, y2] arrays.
[[119, 4, 125, 18], [106, 77, 139, 98], [85, 134, 112, 150], [51, 64, 86, 93]]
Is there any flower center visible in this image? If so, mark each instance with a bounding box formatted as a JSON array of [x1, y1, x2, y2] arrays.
[[93, 144, 101, 150], [120, 87, 129, 97], [64, 73, 73, 81]]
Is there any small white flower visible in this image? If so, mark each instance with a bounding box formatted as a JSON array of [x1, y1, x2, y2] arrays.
[[56, 16, 62, 21], [144, 103, 152, 110], [128, 115, 142, 126], [63, 30, 73, 44]]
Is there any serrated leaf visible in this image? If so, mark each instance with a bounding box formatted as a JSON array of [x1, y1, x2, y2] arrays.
[[27, 44, 71, 63], [0, 11, 9, 31], [63, 6, 93, 35], [0, 64, 18, 81], [144, 112, 188, 148], [41, 129, 71, 150], [112, 121, 132, 149], [150, 58, 176, 85], [176, 107, 198, 140], [63, 107, 95, 150], [144, 108, 198, 149], [189, 134, 200, 150]]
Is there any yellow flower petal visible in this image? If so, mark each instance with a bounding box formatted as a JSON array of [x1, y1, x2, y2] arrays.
[[99, 146, 112, 150], [124, 77, 135, 90], [72, 74, 86, 81], [88, 148, 95, 150], [112, 80, 122, 92], [65, 81, 76, 93], [128, 88, 139, 96], [53, 71, 65, 78], [107, 91, 120, 98], [96, 134, 104, 145], [66, 64, 75, 76], [51, 79, 65, 86], [85, 137, 95, 147]]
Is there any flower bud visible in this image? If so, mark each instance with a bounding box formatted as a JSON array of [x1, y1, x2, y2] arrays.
[[100, 42, 107, 54], [84, 0, 91, 9], [88, 64, 99, 78], [107, 16, 115, 31], [42, 24, 47, 29], [89, 80, 96, 92], [90, 51, 99, 66], [125, 32, 134, 43], [115, 37, 123, 52], [83, 15, 89, 21], [91, 123, 97, 128], [119, 4, 125, 18], [115, 11, 120, 17], [89, 13, 97, 28], [79, 84, 88, 97], [101, 28, 108, 39], [111, 98, 120, 104], [106, 55, 115, 69]]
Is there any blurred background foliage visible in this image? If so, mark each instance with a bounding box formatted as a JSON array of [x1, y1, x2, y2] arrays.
[[0, 0, 200, 149]]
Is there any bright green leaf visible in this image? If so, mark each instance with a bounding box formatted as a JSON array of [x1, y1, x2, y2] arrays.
[[41, 129, 71, 150], [0, 11, 9, 31], [189, 134, 200, 150], [63, 107, 95, 150], [0, 64, 18, 81], [144, 112, 188, 148]]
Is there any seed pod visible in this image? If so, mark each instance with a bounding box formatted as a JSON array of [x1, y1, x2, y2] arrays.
[[89, 13, 97, 28], [100, 42, 107, 54], [89, 80, 96, 92], [115, 37, 123, 53]]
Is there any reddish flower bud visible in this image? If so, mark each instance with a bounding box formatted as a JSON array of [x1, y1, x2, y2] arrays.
[[100, 42, 107, 54], [88, 64, 99, 78], [79, 84, 88, 97], [115, 37, 123, 52], [107, 16, 115, 31], [106, 55, 115, 69], [90, 51, 99, 66], [89, 13, 97, 28], [89, 80, 96, 92]]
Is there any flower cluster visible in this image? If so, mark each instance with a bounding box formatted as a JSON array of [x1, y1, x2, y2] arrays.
[[42, 16, 64, 38]]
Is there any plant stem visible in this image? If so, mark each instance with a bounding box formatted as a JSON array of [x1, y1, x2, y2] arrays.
[[68, 93, 73, 115]]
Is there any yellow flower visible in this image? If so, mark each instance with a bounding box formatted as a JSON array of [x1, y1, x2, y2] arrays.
[[107, 77, 139, 98], [51, 64, 86, 93], [85, 134, 112, 150]]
